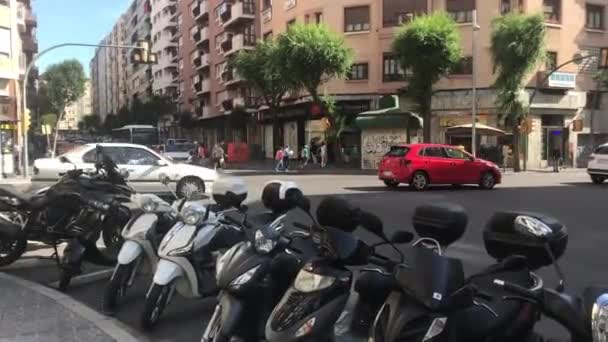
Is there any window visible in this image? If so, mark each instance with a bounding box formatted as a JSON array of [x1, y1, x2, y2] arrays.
[[451, 56, 473, 75], [315, 12, 323, 23], [546, 51, 557, 71], [214, 5, 222, 22], [543, 0, 560, 23], [382, 0, 427, 27], [422, 147, 447, 158], [263, 0, 272, 10], [344, 6, 370, 32], [586, 91, 602, 109], [385, 146, 410, 157], [447, 0, 475, 23], [124, 147, 160, 165], [83, 147, 126, 164], [594, 145, 608, 155], [586, 4, 604, 30], [287, 19, 296, 29], [445, 147, 471, 160], [215, 34, 222, 50], [383, 54, 406, 82], [263, 31, 273, 40], [500, 0, 511, 15], [348, 63, 369, 80]]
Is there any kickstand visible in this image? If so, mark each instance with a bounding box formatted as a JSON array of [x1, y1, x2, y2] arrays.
[[52, 244, 60, 267]]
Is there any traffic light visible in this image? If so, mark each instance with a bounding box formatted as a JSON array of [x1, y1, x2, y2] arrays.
[[131, 40, 157, 65], [23, 109, 31, 131]]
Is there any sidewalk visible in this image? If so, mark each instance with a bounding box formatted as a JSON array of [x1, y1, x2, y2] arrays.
[[224, 160, 376, 176], [0, 272, 147, 342]]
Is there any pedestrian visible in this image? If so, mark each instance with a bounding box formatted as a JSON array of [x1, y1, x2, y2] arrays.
[[310, 139, 318, 164], [212, 142, 225, 170], [320, 141, 328, 168], [197, 142, 207, 166], [282, 146, 292, 172], [275, 146, 284, 172], [13, 143, 21, 176], [300, 145, 310, 169]]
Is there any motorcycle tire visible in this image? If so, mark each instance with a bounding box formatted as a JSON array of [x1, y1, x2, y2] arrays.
[[202, 306, 228, 342], [58, 270, 73, 292], [0, 236, 27, 267], [102, 263, 133, 314], [141, 284, 171, 330]]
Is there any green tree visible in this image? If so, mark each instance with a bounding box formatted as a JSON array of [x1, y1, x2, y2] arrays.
[[490, 13, 546, 172], [80, 114, 101, 133], [393, 12, 462, 142], [141, 95, 176, 125], [230, 40, 294, 146], [277, 23, 353, 159], [39, 59, 87, 156]]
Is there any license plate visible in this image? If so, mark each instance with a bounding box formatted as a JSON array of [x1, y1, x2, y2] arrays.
[[382, 171, 393, 177]]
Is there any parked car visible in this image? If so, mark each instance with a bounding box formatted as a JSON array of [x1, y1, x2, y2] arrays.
[[587, 143, 608, 184], [32, 143, 217, 197], [163, 139, 193, 162], [378, 143, 501, 191]]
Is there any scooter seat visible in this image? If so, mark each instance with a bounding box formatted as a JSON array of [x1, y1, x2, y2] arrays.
[[0, 187, 50, 209]]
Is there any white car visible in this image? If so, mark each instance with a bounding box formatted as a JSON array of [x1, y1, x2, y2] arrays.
[[588, 143, 608, 184], [163, 139, 193, 161], [32, 143, 217, 196]]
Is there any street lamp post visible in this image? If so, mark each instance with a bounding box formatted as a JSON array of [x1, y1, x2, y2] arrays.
[[471, 10, 481, 157], [20, 42, 155, 178]]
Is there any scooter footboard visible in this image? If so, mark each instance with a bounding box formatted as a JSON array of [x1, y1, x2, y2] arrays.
[[153, 259, 184, 286]]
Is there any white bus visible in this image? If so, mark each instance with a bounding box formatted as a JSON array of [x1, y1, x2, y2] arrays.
[[111, 125, 160, 147]]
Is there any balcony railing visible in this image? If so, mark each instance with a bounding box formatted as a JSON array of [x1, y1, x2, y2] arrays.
[[222, 1, 255, 28], [21, 35, 38, 52], [193, 53, 209, 70], [224, 33, 255, 57], [220, 33, 234, 53], [192, 0, 209, 21], [192, 26, 209, 46], [262, 7, 272, 23], [25, 10, 37, 27]]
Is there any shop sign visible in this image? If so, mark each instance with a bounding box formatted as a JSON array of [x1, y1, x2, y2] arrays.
[[547, 72, 576, 89]]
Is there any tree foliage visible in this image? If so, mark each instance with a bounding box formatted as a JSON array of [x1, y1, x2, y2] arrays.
[[40, 113, 58, 127], [277, 24, 353, 102], [110, 95, 176, 127], [80, 114, 102, 132], [490, 13, 546, 171], [39, 59, 87, 116], [393, 12, 462, 142]]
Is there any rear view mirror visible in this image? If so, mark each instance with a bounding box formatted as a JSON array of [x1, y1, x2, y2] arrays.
[[390, 231, 414, 244]]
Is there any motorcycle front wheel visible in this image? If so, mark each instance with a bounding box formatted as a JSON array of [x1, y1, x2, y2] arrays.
[[141, 283, 172, 330], [0, 235, 27, 267], [102, 263, 134, 314], [202, 305, 228, 342]]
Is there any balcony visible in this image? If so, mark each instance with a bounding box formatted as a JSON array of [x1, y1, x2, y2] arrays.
[[161, 14, 177, 31], [192, 75, 210, 95], [21, 35, 38, 53], [537, 71, 576, 90], [222, 1, 255, 29], [192, 51, 210, 71], [25, 10, 37, 27], [223, 33, 255, 57], [262, 7, 272, 23], [191, 26, 209, 46], [220, 33, 233, 53], [192, 1, 209, 22]]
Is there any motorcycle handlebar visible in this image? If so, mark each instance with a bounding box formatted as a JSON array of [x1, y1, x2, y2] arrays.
[[493, 279, 541, 301]]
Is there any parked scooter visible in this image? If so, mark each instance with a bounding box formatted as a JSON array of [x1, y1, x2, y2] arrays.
[[102, 177, 182, 314], [140, 177, 249, 330], [201, 180, 316, 342]]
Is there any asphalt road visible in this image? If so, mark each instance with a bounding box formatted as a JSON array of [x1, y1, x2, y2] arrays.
[[3, 171, 607, 341]]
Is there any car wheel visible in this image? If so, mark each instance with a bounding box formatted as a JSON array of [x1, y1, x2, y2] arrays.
[[176, 177, 206, 199], [479, 172, 496, 190], [591, 175, 606, 184], [409, 171, 429, 191], [383, 180, 399, 188]]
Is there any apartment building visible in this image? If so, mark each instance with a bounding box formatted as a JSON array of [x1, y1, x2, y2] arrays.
[[258, 0, 608, 168], [151, 0, 179, 98], [0, 0, 37, 174], [125, 0, 154, 104], [58, 80, 92, 130]]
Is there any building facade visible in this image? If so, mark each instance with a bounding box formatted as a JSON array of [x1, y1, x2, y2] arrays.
[[0, 0, 37, 174], [151, 0, 179, 98], [58, 80, 92, 130]]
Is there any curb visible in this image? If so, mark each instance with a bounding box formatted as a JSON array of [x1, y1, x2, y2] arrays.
[[0, 272, 150, 342]]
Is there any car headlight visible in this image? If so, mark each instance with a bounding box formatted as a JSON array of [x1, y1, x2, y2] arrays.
[[592, 293, 608, 342], [254, 230, 276, 254], [229, 265, 260, 290], [167, 241, 194, 257], [293, 269, 336, 293], [183, 208, 203, 226], [141, 200, 158, 213]]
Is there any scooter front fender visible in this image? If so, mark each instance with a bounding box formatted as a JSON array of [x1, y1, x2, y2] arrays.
[[117, 240, 143, 265], [153, 259, 184, 286], [218, 292, 245, 338]]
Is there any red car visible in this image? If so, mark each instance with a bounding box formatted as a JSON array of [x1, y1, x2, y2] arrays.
[[378, 143, 501, 191]]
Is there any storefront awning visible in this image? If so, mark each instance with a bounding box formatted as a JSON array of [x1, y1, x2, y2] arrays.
[[446, 123, 506, 136]]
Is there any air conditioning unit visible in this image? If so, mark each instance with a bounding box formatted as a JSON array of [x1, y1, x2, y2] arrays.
[[398, 13, 415, 25]]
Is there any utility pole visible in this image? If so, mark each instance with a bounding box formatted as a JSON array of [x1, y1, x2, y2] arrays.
[[471, 10, 480, 157]]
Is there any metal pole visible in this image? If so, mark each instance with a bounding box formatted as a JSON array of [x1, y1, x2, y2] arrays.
[[21, 43, 144, 178], [472, 10, 480, 157]]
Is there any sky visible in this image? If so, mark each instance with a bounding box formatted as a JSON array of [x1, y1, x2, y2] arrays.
[[35, 0, 132, 77]]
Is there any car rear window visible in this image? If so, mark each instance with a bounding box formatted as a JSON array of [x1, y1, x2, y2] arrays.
[[385, 146, 409, 157], [594, 146, 608, 155]]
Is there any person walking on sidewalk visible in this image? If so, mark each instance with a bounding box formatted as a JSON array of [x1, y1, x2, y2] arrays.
[[197, 142, 207, 166], [283, 146, 293, 172], [212, 142, 225, 170], [275, 146, 284, 172], [300, 144, 310, 169], [320, 141, 328, 168]]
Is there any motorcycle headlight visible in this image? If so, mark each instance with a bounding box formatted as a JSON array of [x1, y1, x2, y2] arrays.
[[254, 230, 276, 254], [293, 269, 336, 293], [183, 208, 203, 226], [141, 200, 158, 213], [592, 293, 608, 342], [167, 241, 194, 257], [229, 265, 260, 290]]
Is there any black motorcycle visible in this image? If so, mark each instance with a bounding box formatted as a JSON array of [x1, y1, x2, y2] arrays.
[[0, 146, 133, 290], [264, 196, 414, 342], [201, 180, 315, 342]]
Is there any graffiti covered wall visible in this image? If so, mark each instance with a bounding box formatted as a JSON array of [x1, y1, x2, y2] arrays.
[[361, 129, 408, 170]]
